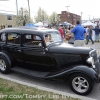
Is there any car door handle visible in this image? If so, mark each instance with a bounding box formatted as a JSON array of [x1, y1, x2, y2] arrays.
[[17, 49, 22, 52]]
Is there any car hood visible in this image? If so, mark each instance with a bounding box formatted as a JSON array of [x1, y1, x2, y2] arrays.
[[48, 43, 92, 54]]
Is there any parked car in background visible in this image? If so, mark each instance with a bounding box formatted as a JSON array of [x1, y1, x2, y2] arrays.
[[0, 27, 100, 95]]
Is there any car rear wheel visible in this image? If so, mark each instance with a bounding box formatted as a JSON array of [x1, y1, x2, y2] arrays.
[[0, 56, 11, 74], [69, 74, 93, 95]]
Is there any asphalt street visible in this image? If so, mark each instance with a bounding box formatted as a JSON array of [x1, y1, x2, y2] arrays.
[[84, 42, 100, 51], [0, 42, 100, 100]]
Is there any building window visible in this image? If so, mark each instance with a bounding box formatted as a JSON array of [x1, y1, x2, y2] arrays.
[[8, 25, 12, 28], [7, 15, 12, 20]]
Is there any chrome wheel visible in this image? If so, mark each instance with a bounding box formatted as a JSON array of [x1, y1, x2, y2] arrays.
[[0, 59, 6, 71], [72, 76, 89, 93]]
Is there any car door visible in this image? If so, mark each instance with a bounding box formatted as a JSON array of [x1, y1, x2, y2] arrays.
[[21, 33, 54, 71], [5, 32, 23, 66]]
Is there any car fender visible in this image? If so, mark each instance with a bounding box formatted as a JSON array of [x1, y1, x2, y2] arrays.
[[66, 65, 98, 82], [45, 65, 98, 82], [0, 52, 11, 66]]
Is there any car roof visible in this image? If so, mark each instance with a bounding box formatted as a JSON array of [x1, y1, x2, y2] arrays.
[[0, 27, 58, 36]]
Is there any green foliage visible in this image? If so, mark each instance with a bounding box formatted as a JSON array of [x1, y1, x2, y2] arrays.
[[34, 8, 60, 26], [34, 7, 48, 23], [0, 78, 79, 100], [49, 12, 60, 26], [16, 8, 33, 26]]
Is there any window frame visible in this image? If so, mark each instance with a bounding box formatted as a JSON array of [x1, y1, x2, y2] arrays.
[[0, 32, 7, 43], [43, 31, 63, 46], [6, 32, 21, 45], [8, 25, 12, 28], [7, 15, 12, 20], [23, 33, 43, 47]]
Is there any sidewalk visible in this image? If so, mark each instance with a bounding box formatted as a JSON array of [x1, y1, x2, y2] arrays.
[[0, 74, 97, 100]]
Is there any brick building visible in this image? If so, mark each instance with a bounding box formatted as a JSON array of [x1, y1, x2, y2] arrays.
[[58, 11, 81, 25]]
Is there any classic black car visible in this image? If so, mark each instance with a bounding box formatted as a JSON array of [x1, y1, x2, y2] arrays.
[[0, 27, 100, 95]]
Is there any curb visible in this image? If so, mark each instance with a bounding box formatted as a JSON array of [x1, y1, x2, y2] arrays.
[[0, 74, 97, 100]]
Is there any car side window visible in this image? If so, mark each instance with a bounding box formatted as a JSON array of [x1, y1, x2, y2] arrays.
[[7, 32, 21, 44], [0, 33, 6, 42], [24, 34, 42, 47]]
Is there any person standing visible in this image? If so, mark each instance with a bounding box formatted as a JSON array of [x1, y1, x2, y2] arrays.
[[58, 25, 64, 39], [67, 25, 74, 44], [85, 25, 94, 45], [71, 21, 86, 46], [93, 26, 100, 42], [62, 26, 66, 39]]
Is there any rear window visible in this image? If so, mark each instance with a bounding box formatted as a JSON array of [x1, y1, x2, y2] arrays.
[[7, 33, 21, 44]]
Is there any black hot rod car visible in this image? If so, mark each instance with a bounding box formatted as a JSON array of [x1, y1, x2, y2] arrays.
[[0, 27, 100, 95]]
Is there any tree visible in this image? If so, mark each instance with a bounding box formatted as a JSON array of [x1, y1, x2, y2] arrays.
[[49, 12, 60, 26], [34, 7, 48, 23], [16, 8, 33, 26]]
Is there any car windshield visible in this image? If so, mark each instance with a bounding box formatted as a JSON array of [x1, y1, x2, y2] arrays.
[[44, 31, 62, 46]]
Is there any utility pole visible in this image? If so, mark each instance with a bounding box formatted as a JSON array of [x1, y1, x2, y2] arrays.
[[89, 15, 90, 21], [81, 12, 83, 24], [27, 0, 30, 17], [16, 0, 18, 15], [65, 6, 70, 23]]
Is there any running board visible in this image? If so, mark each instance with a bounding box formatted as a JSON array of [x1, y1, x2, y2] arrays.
[[11, 66, 50, 78]]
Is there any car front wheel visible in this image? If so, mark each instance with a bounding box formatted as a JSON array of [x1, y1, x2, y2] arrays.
[[0, 56, 11, 74], [69, 74, 93, 95]]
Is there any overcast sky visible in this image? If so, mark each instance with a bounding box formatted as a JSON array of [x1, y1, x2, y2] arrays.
[[0, 0, 99, 21]]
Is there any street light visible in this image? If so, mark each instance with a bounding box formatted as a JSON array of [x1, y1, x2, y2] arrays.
[[65, 6, 70, 23]]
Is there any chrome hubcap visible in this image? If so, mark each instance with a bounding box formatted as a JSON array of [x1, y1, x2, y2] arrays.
[[72, 76, 89, 93], [0, 59, 6, 71]]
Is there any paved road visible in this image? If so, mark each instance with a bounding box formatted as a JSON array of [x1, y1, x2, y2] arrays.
[[84, 42, 100, 51], [0, 42, 100, 100]]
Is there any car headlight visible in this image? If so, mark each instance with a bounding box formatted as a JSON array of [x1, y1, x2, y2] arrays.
[[89, 49, 96, 57], [87, 57, 94, 65]]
